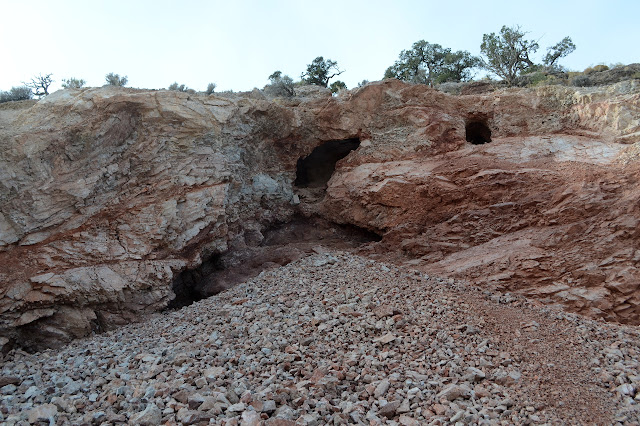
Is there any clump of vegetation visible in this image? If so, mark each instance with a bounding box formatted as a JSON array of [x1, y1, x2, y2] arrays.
[[541, 37, 576, 71], [571, 75, 592, 87], [62, 78, 86, 89], [329, 80, 347, 94], [168, 82, 195, 93], [0, 86, 33, 103], [301, 57, 344, 88], [264, 71, 295, 97], [567, 63, 640, 87], [480, 26, 575, 86], [105, 73, 128, 86], [205, 83, 216, 95], [584, 64, 609, 74], [384, 40, 480, 86]]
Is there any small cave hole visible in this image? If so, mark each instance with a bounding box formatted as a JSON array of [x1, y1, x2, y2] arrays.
[[465, 121, 492, 145], [295, 138, 360, 188]]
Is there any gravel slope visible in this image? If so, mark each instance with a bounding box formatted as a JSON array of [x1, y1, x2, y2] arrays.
[[2, 252, 640, 425]]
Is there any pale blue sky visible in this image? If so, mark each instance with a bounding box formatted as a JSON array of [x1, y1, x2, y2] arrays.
[[1, 0, 638, 93]]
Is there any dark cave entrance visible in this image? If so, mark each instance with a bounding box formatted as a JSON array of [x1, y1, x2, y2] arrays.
[[294, 138, 361, 188], [167, 253, 226, 309], [465, 121, 492, 145], [167, 216, 381, 309]]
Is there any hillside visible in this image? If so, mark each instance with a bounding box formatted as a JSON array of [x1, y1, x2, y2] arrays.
[[1, 77, 640, 424], [1, 79, 639, 351], [2, 253, 640, 424]]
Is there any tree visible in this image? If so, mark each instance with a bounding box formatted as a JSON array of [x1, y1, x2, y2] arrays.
[[265, 71, 295, 97], [543, 36, 576, 71], [0, 86, 33, 103], [205, 83, 216, 95], [384, 41, 480, 86], [301, 57, 344, 87], [105, 73, 128, 86], [62, 78, 86, 89], [25, 73, 53, 97], [480, 26, 539, 86], [437, 51, 482, 83], [329, 80, 347, 94], [481, 26, 575, 85]]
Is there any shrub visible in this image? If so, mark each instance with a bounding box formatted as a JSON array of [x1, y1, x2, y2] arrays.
[[105, 73, 128, 86], [329, 80, 347, 94], [205, 83, 216, 95], [0, 86, 33, 103], [526, 71, 548, 86], [264, 71, 295, 97], [584, 65, 609, 75], [525, 72, 565, 87], [167, 82, 196, 94], [571, 75, 592, 87], [169, 82, 186, 91], [62, 78, 86, 89]]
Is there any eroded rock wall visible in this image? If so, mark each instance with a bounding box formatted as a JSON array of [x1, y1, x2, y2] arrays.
[[319, 82, 640, 324], [0, 80, 639, 349], [0, 88, 306, 349]]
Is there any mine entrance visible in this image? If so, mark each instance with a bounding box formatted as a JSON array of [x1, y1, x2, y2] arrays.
[[466, 121, 492, 145], [294, 138, 360, 188]]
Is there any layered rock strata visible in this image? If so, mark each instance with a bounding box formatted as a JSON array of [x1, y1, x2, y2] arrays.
[[0, 80, 639, 349]]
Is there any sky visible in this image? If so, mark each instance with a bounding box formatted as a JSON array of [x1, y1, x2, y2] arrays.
[[1, 0, 638, 93]]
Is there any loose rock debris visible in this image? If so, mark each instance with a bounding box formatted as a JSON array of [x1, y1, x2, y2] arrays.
[[2, 252, 640, 424]]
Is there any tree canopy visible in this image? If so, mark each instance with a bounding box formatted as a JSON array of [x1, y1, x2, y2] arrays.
[[384, 41, 480, 86], [329, 80, 347, 94], [480, 25, 575, 85], [543, 36, 576, 70], [301, 57, 344, 88]]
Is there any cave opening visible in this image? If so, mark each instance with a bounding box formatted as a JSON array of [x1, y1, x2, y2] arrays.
[[166, 216, 381, 309], [465, 121, 492, 145], [294, 138, 361, 188], [167, 254, 225, 309]]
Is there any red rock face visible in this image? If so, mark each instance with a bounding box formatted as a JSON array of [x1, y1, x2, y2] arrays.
[[0, 80, 639, 349], [317, 82, 640, 325], [322, 137, 640, 323]]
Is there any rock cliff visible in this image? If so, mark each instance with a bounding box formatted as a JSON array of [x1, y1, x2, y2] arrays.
[[1, 79, 639, 350]]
